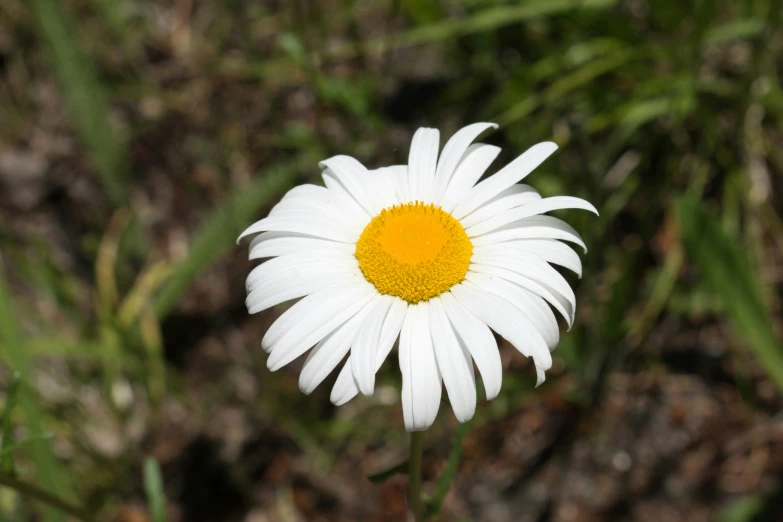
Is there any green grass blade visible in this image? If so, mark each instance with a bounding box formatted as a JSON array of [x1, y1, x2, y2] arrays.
[[144, 457, 167, 522], [1, 372, 21, 474], [0, 272, 70, 522], [704, 18, 765, 44], [327, 0, 618, 60], [153, 161, 301, 319], [0, 474, 93, 522], [367, 460, 408, 484], [0, 434, 55, 460], [235, 0, 618, 80], [29, 0, 129, 203], [678, 195, 783, 391]]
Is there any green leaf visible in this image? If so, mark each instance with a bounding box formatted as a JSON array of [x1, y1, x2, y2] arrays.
[[144, 457, 167, 522], [678, 194, 783, 391]]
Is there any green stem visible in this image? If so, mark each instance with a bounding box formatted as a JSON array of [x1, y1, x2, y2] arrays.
[[0, 473, 94, 522], [407, 431, 424, 522], [428, 420, 472, 516]]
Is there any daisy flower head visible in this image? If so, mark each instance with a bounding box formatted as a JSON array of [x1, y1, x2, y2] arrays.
[[239, 123, 597, 431]]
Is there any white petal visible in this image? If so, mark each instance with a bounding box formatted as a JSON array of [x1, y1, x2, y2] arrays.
[[376, 298, 409, 369], [470, 263, 573, 328], [399, 302, 442, 431], [440, 144, 501, 213], [263, 281, 375, 369], [299, 305, 369, 394], [372, 165, 406, 207], [331, 298, 408, 406], [458, 184, 541, 229], [250, 184, 367, 241], [470, 215, 587, 252], [395, 164, 412, 203], [322, 168, 373, 221], [246, 270, 359, 315], [535, 364, 546, 387], [246, 250, 358, 293], [237, 214, 357, 243], [429, 298, 476, 423], [440, 293, 502, 400], [453, 142, 558, 219], [319, 155, 384, 215], [431, 123, 497, 204], [450, 281, 552, 380], [469, 249, 576, 316], [475, 240, 582, 278], [265, 209, 359, 237], [352, 294, 395, 396], [274, 184, 369, 228], [465, 271, 559, 349], [407, 128, 440, 202], [249, 231, 355, 260], [466, 196, 598, 237]]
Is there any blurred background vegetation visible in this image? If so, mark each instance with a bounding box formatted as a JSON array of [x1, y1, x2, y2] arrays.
[[1, 0, 782, 520]]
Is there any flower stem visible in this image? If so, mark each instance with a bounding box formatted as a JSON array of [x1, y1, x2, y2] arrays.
[[407, 431, 424, 521]]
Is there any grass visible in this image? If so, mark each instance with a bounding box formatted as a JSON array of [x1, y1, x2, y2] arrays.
[[0, 272, 72, 522], [1, 0, 782, 519]]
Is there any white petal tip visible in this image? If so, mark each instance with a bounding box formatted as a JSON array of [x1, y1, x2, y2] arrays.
[[584, 201, 600, 216], [266, 353, 288, 371], [329, 390, 341, 404], [474, 122, 499, 131], [330, 388, 356, 406], [485, 388, 500, 401], [455, 411, 475, 424], [358, 383, 375, 397], [535, 367, 546, 387], [332, 396, 351, 406]]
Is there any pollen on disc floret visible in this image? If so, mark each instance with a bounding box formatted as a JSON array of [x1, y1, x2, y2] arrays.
[[355, 201, 473, 304]]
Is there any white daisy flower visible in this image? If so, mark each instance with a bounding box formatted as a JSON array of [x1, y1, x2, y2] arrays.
[[238, 123, 597, 431]]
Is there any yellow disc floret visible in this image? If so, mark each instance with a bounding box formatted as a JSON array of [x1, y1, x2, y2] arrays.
[[355, 202, 473, 304]]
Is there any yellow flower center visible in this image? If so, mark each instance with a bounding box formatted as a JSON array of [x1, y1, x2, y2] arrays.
[[355, 202, 473, 304]]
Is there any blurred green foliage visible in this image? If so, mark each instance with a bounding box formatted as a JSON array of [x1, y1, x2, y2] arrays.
[[1, 0, 782, 519]]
